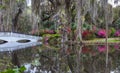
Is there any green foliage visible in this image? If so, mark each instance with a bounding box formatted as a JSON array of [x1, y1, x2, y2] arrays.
[[1, 69, 14, 73], [114, 18, 120, 29], [18, 15, 32, 33], [0, 66, 26, 73], [42, 34, 61, 45], [16, 0, 25, 2], [0, 5, 6, 9], [43, 34, 60, 38], [4, 0, 9, 2], [18, 66, 26, 72], [83, 23, 92, 30], [42, 20, 55, 30], [16, 0, 20, 2], [109, 27, 116, 37], [71, 22, 76, 30], [113, 7, 120, 21]]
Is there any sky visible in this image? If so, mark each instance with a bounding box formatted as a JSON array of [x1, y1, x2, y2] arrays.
[[108, 0, 120, 7], [26, 0, 31, 6]]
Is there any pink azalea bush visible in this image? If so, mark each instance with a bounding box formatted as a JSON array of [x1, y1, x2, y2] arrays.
[[44, 30, 55, 34], [98, 46, 106, 52], [30, 29, 38, 34], [114, 44, 120, 51], [114, 30, 120, 37], [97, 29, 106, 38], [92, 25, 97, 31]]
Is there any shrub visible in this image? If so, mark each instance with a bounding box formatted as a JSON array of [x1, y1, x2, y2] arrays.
[[114, 30, 120, 37], [1, 66, 26, 73], [114, 44, 120, 51], [82, 46, 91, 54], [82, 30, 95, 40], [97, 29, 106, 38], [44, 29, 56, 34], [18, 15, 32, 33], [83, 23, 92, 30], [110, 28, 116, 37], [98, 45, 106, 53]]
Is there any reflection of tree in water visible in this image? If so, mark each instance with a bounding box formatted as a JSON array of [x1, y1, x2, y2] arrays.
[[39, 49, 59, 72], [1, 44, 120, 72], [0, 47, 39, 70], [0, 52, 13, 71], [77, 45, 120, 73], [38, 44, 120, 73], [37, 43, 75, 73]]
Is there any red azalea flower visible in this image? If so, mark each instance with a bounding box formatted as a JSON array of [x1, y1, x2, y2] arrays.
[[82, 30, 90, 37], [82, 47, 91, 54], [82, 30, 94, 40]]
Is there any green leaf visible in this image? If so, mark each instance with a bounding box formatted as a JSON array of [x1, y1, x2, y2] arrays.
[[0, 66, 26, 73], [19, 66, 26, 72], [13, 68, 20, 73], [0, 5, 6, 9], [16, 0, 20, 2], [1, 69, 15, 73]]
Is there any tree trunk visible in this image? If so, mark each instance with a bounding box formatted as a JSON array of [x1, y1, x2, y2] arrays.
[[75, 0, 82, 41]]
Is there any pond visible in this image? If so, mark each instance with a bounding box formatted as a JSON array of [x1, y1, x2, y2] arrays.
[[0, 0, 120, 73], [0, 42, 120, 73]]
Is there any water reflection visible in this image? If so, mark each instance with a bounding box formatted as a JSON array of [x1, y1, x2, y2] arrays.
[[0, 43, 120, 73]]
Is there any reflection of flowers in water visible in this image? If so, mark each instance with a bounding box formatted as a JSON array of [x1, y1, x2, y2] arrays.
[[114, 44, 120, 51], [44, 37, 49, 45], [114, 30, 120, 37], [81, 46, 97, 56], [98, 46, 106, 52], [82, 47, 91, 54]]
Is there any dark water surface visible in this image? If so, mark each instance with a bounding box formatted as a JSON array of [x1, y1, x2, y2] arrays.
[[0, 43, 120, 73]]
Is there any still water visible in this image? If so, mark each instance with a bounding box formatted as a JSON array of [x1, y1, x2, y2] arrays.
[[0, 43, 120, 73]]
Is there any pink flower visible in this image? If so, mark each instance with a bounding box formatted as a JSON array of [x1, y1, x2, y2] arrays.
[[44, 37, 49, 45], [98, 46, 106, 52], [98, 29, 106, 38], [92, 26, 97, 31], [49, 30, 55, 34], [44, 30, 55, 34], [114, 44, 120, 51], [44, 37, 49, 42], [30, 29, 38, 34], [114, 30, 120, 37]]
